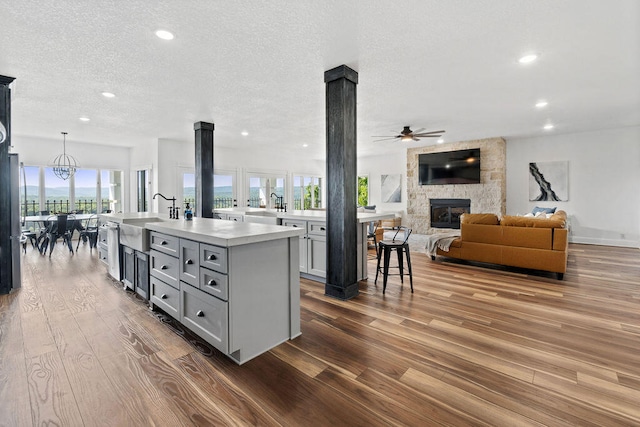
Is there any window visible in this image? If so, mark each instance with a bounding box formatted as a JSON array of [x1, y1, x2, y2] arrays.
[[247, 173, 285, 208], [293, 175, 323, 210], [214, 173, 235, 208], [358, 175, 369, 207], [101, 170, 123, 213], [74, 169, 98, 213], [137, 170, 148, 212], [20, 165, 40, 216], [183, 172, 196, 213], [44, 167, 70, 213]]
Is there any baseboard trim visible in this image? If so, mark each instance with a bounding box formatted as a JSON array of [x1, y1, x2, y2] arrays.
[[570, 236, 640, 248]]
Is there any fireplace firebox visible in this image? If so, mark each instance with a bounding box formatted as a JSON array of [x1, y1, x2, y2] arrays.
[[430, 198, 471, 229]]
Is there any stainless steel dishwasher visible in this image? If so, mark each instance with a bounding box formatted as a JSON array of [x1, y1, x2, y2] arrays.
[[105, 221, 121, 281]]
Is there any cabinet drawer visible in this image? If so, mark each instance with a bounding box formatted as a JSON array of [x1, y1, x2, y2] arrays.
[[179, 239, 200, 287], [200, 244, 228, 274], [308, 221, 326, 236], [98, 227, 108, 245], [150, 250, 179, 289], [181, 283, 228, 354], [98, 246, 108, 265], [149, 231, 179, 256], [199, 267, 228, 301], [227, 214, 244, 222], [283, 220, 307, 232], [150, 276, 180, 319]]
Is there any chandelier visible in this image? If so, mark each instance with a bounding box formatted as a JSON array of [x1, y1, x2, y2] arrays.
[[52, 131, 78, 180]]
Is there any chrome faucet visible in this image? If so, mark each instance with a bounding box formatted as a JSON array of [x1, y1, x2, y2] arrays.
[[153, 193, 178, 219], [270, 192, 286, 212]]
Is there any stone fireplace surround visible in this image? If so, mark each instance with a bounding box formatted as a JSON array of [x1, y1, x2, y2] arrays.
[[406, 137, 506, 234]]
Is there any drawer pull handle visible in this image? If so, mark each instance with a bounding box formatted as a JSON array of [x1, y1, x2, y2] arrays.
[[207, 279, 217, 287], [185, 259, 193, 265], [320, 227, 326, 231], [292, 224, 298, 227], [161, 294, 167, 299], [196, 310, 204, 317], [160, 265, 168, 270], [161, 240, 168, 245], [207, 254, 217, 261]]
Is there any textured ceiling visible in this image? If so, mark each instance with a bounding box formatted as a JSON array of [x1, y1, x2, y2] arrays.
[[1, 0, 639, 159]]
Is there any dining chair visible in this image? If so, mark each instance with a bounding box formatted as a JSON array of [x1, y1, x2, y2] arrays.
[[44, 214, 74, 257], [76, 214, 99, 250]]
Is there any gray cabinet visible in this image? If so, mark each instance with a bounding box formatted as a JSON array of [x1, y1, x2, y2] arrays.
[[122, 246, 135, 290], [179, 239, 200, 287], [123, 245, 150, 298], [283, 219, 326, 278], [150, 249, 179, 289], [150, 276, 180, 319], [135, 251, 149, 299], [181, 283, 228, 354], [97, 226, 108, 265], [148, 230, 299, 365]]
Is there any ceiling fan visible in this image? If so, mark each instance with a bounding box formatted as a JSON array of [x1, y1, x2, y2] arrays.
[[373, 126, 445, 142]]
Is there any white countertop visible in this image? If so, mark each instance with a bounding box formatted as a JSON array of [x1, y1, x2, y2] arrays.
[[215, 208, 395, 223], [145, 217, 304, 247]]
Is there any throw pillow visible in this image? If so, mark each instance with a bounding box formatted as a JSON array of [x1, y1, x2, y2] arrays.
[[532, 206, 556, 215]]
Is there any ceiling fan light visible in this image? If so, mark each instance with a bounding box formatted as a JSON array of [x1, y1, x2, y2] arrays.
[[401, 135, 412, 141]]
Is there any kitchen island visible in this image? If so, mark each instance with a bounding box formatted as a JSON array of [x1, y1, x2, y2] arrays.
[[100, 213, 304, 365], [214, 208, 395, 282]]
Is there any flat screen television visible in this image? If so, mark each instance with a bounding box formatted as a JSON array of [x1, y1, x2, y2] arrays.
[[418, 148, 481, 185]]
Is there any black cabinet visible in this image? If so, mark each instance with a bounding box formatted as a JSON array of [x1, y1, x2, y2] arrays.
[[121, 245, 150, 300]]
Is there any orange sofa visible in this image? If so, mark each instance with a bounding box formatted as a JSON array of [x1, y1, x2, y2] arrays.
[[433, 211, 569, 279]]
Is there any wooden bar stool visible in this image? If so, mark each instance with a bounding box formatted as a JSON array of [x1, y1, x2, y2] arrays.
[[374, 226, 413, 294]]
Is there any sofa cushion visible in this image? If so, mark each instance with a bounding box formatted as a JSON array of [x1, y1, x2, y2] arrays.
[[461, 223, 503, 245], [502, 226, 552, 250], [460, 213, 499, 225], [501, 215, 566, 229]]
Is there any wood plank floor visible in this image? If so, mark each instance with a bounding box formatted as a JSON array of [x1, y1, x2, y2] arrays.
[[1, 241, 639, 426]]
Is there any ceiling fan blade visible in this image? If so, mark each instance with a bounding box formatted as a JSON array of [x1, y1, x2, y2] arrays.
[[373, 137, 400, 142], [415, 130, 446, 136], [412, 128, 426, 134], [416, 134, 442, 138]]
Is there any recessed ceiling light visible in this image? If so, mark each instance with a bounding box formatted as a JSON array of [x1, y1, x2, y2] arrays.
[[437, 138, 444, 144], [518, 53, 539, 64], [101, 92, 115, 98], [302, 143, 308, 148], [155, 30, 174, 40], [543, 124, 554, 130], [79, 117, 90, 122], [241, 131, 249, 136], [535, 101, 548, 108]]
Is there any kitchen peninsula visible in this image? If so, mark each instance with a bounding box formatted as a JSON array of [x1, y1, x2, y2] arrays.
[[99, 213, 304, 365], [215, 208, 395, 281]]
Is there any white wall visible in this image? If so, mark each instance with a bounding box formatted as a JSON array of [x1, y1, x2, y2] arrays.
[[357, 151, 407, 215], [506, 126, 640, 248], [13, 135, 130, 170]]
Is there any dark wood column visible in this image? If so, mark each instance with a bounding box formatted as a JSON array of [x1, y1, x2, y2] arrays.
[[0, 75, 16, 295], [324, 65, 359, 300], [194, 121, 214, 218]]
